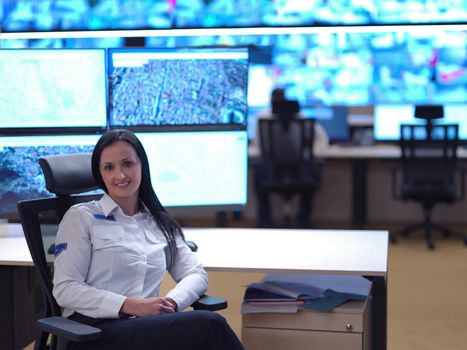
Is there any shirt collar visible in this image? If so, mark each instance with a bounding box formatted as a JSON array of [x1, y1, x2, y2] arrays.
[[99, 193, 149, 218], [99, 193, 120, 217]]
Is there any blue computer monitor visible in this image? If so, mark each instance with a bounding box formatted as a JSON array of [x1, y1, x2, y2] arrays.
[[0, 49, 107, 131], [108, 47, 249, 127], [248, 105, 349, 143], [373, 104, 467, 141], [136, 130, 248, 209], [301, 106, 350, 143]]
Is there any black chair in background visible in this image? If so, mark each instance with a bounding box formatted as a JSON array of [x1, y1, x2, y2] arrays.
[[17, 153, 226, 350], [390, 123, 467, 249], [257, 117, 321, 228]]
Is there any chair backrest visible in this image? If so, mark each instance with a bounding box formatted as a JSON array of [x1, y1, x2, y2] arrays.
[[259, 118, 315, 181], [17, 154, 102, 349], [399, 123, 459, 198], [40, 153, 97, 196]]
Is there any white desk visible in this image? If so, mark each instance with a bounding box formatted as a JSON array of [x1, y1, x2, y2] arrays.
[[2, 225, 388, 274], [0, 224, 388, 350], [185, 227, 387, 276], [0, 223, 32, 266]]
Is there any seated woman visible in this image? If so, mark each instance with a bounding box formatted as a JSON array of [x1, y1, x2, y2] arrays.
[[53, 129, 244, 350]]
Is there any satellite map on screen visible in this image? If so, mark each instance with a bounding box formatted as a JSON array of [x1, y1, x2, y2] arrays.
[[0, 49, 107, 128], [109, 50, 249, 126], [0, 134, 100, 217]]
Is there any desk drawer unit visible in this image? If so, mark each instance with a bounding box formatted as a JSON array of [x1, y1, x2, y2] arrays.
[[242, 299, 372, 350]]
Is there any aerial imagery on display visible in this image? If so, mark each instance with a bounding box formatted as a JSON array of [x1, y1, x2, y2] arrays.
[[109, 53, 249, 126], [0, 143, 95, 216]]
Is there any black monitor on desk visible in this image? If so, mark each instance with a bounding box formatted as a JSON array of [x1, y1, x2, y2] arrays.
[[373, 104, 467, 143]]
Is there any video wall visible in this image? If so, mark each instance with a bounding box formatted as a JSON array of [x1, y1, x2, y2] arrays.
[[2, 24, 465, 143], [0, 47, 250, 218], [2, 26, 465, 107], [0, 47, 249, 129], [0, 1, 465, 215], [1, 0, 465, 31]]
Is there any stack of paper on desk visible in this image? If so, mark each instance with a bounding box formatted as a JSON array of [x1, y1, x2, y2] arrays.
[[242, 273, 371, 314]]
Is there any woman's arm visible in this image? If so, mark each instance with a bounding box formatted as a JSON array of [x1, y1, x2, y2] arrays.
[[165, 236, 209, 311]]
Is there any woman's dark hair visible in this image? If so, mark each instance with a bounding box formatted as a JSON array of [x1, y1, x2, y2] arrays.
[[91, 129, 183, 269]]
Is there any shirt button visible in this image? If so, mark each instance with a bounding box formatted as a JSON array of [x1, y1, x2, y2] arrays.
[[141, 255, 147, 263]]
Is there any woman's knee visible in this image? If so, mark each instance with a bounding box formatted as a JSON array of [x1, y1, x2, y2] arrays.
[[192, 310, 228, 328]]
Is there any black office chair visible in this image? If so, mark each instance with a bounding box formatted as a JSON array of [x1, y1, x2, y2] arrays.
[[390, 123, 467, 249], [257, 117, 321, 227], [17, 153, 227, 350]]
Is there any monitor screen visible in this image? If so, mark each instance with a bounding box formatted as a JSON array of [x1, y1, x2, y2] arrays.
[[0, 130, 248, 218], [301, 106, 350, 143], [373, 104, 467, 141], [108, 47, 249, 127], [0, 49, 107, 129], [248, 106, 349, 143], [0, 134, 100, 218], [136, 130, 248, 208], [246, 27, 466, 108]]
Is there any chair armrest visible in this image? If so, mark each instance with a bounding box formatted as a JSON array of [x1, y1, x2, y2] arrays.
[[191, 295, 228, 311], [37, 316, 102, 343]]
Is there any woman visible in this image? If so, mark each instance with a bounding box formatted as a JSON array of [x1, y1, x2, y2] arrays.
[[53, 129, 244, 350]]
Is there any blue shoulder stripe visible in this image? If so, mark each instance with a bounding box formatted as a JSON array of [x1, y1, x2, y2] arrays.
[[93, 214, 116, 221], [54, 243, 68, 257]]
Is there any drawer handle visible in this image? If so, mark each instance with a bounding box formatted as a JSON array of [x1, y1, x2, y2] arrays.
[[346, 323, 354, 332]]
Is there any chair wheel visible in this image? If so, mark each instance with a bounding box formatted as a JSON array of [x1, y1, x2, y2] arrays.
[[428, 242, 435, 250]]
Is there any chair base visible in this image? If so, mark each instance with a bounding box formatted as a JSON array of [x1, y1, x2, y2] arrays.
[[391, 222, 467, 250]]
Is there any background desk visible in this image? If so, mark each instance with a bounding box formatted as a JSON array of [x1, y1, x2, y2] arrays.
[[1, 225, 388, 350], [322, 145, 467, 229], [323, 145, 401, 229], [250, 144, 467, 228]]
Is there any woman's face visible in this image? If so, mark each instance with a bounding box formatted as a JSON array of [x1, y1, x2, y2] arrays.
[[99, 140, 142, 208]]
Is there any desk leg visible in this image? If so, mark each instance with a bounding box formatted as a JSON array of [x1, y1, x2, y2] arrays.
[[368, 276, 387, 350], [352, 159, 368, 229]]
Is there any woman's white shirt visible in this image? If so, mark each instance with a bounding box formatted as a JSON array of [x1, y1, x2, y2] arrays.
[[52, 193, 208, 319]]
